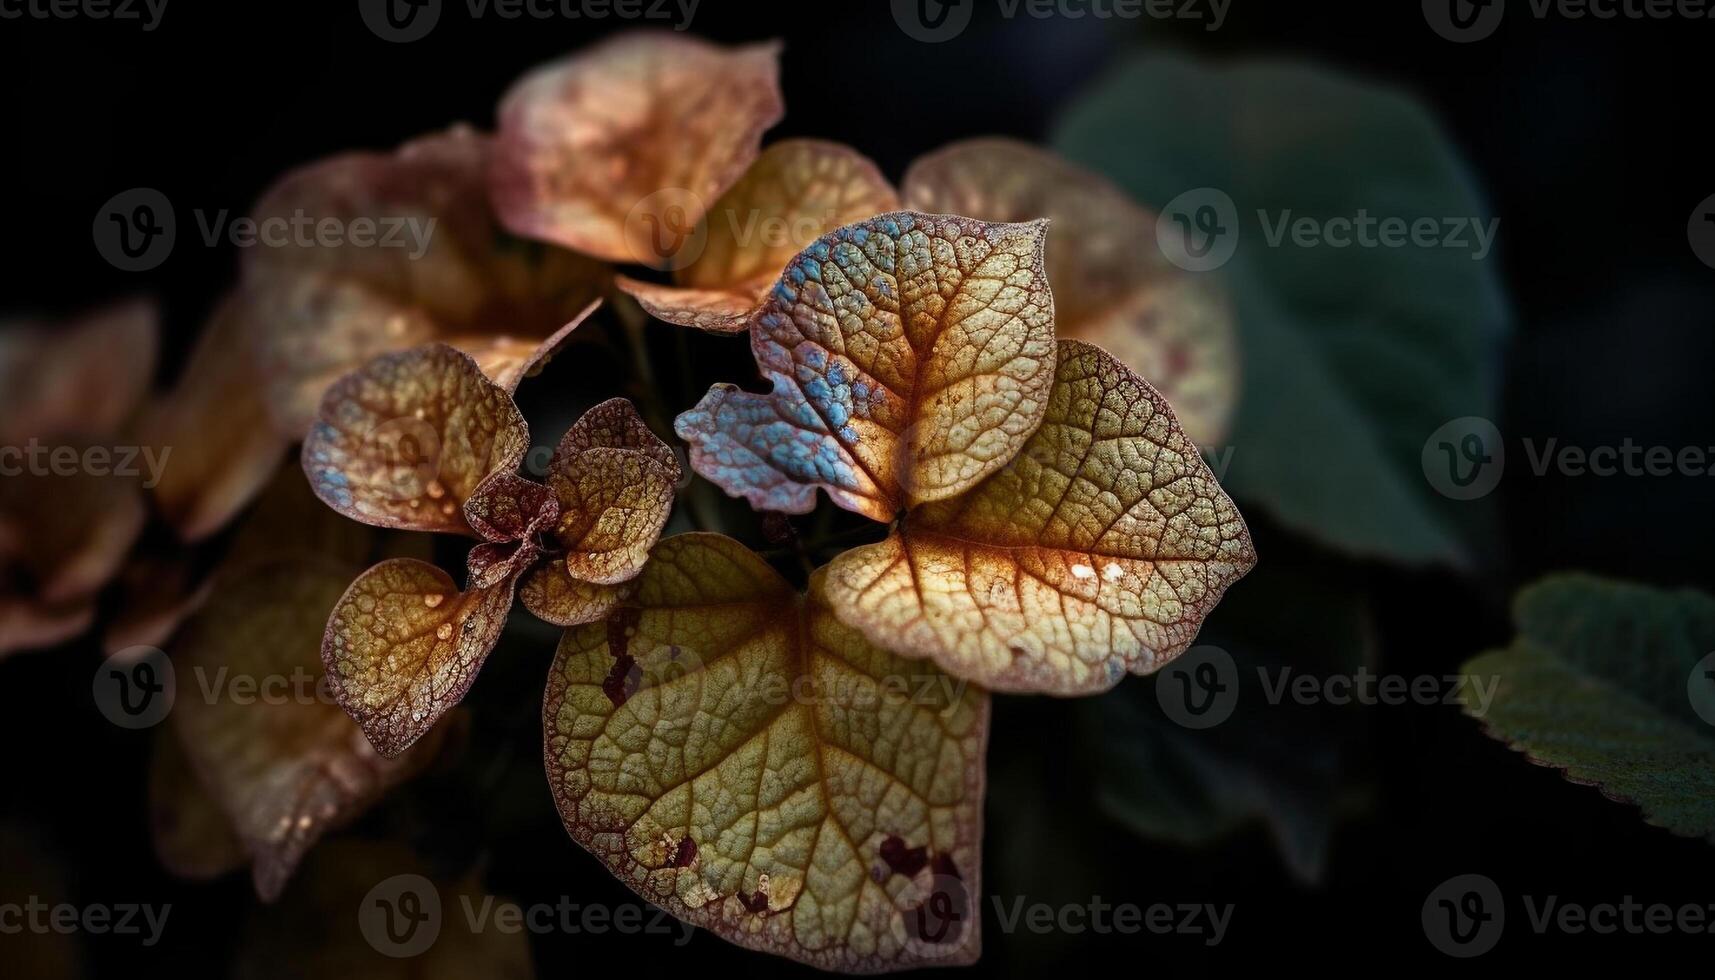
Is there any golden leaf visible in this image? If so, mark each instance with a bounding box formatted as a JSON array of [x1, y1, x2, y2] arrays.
[[824, 341, 1255, 694], [492, 33, 783, 265], [302, 344, 530, 536], [618, 140, 900, 332], [676, 212, 1058, 522], [904, 138, 1237, 445]]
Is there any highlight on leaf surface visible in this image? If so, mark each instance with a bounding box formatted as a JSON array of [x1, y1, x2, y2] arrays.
[[1462, 574, 1715, 843], [676, 211, 1058, 523], [169, 560, 449, 900], [618, 140, 901, 332], [240, 125, 608, 437], [903, 138, 1237, 446], [824, 341, 1255, 694], [492, 32, 784, 265], [544, 533, 989, 972], [303, 343, 530, 536]]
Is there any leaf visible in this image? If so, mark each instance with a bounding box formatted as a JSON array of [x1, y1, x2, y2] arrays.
[[169, 560, 448, 900], [903, 137, 1237, 446], [0, 298, 156, 445], [1054, 52, 1510, 565], [544, 533, 989, 971], [676, 211, 1058, 522], [824, 340, 1254, 694], [1463, 574, 1715, 842], [323, 553, 523, 758], [141, 296, 289, 541], [303, 344, 530, 536], [149, 730, 247, 881], [542, 398, 679, 585], [618, 140, 901, 332], [231, 840, 533, 980], [1085, 562, 1371, 883], [241, 125, 607, 436], [492, 33, 784, 265], [0, 463, 147, 656]]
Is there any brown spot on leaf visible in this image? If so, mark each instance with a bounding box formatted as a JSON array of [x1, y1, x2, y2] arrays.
[[879, 834, 928, 878], [670, 836, 697, 868]]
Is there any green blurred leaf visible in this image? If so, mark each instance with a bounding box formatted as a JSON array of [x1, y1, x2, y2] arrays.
[[1054, 52, 1510, 566], [1082, 562, 1372, 883], [1464, 574, 1715, 842]]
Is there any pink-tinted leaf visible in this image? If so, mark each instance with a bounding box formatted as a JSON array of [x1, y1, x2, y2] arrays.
[[0, 298, 156, 445], [241, 126, 608, 436], [491, 33, 783, 264], [140, 296, 289, 541]]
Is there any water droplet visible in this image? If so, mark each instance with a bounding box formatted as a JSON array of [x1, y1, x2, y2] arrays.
[[436, 623, 454, 640], [1103, 563, 1124, 582], [426, 480, 446, 500], [424, 593, 445, 609], [1071, 564, 1096, 581]]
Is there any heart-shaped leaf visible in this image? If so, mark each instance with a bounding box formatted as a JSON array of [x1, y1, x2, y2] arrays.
[[492, 33, 784, 265], [169, 560, 449, 899], [676, 211, 1057, 522], [303, 344, 530, 536], [541, 398, 679, 585], [824, 340, 1254, 694], [904, 138, 1237, 446], [1463, 574, 1715, 842], [618, 140, 900, 332], [544, 533, 989, 971], [1054, 53, 1509, 565]]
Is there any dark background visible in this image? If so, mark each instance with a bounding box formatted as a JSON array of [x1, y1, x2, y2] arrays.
[[4, 0, 1714, 975]]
